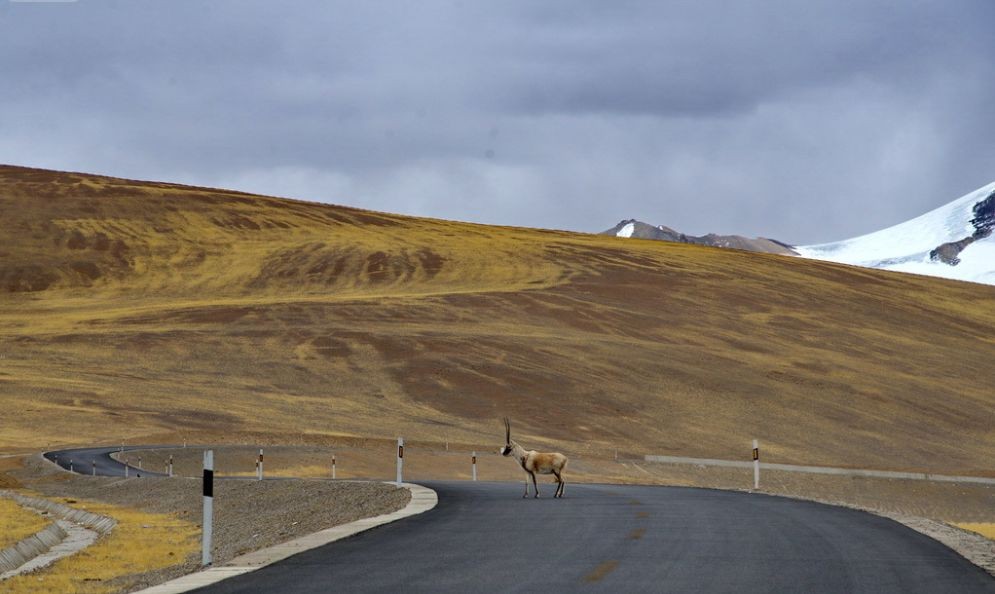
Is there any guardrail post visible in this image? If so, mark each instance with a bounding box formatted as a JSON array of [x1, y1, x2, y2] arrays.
[[752, 439, 760, 489], [202, 450, 214, 566], [396, 437, 404, 485]]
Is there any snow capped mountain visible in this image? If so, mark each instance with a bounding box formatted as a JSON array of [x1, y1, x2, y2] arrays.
[[797, 183, 995, 286]]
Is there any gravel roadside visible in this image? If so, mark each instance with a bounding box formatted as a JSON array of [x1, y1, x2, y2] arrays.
[[10, 455, 411, 592]]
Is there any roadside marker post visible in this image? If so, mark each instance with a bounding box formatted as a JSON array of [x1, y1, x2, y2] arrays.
[[396, 437, 404, 486], [257, 449, 264, 481], [138, 456, 142, 470], [124, 459, 129, 478], [168, 455, 174, 478], [332, 455, 336, 479], [92, 461, 96, 476], [202, 449, 214, 566], [69, 459, 73, 473], [752, 439, 760, 490], [472, 451, 477, 481]]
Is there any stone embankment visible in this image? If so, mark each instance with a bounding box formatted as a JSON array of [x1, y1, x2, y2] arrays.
[[0, 490, 116, 579]]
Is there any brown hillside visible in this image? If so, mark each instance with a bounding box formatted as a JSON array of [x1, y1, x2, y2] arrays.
[[1, 164, 993, 474]]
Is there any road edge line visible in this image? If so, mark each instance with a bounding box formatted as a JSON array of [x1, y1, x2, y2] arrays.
[[133, 482, 437, 594]]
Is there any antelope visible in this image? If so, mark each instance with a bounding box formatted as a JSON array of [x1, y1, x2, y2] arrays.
[[500, 417, 568, 498]]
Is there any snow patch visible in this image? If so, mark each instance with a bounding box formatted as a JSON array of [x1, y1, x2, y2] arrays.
[[616, 222, 635, 238], [797, 182, 995, 287]]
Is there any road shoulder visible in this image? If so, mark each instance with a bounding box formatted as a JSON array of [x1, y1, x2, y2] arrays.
[[133, 482, 438, 594]]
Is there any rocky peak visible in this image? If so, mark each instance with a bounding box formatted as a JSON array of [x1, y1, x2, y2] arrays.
[[930, 189, 995, 266]]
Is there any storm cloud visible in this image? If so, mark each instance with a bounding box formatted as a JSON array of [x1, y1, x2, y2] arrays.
[[2, 0, 994, 243]]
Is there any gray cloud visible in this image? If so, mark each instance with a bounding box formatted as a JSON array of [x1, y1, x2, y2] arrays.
[[1, 0, 994, 243]]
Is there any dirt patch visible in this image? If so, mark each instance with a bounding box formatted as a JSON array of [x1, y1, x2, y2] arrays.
[[0, 264, 59, 292]]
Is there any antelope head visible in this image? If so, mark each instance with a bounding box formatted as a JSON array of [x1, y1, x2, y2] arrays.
[[500, 417, 513, 456]]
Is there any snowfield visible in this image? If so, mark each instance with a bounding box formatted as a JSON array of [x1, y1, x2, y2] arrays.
[[797, 182, 995, 287]]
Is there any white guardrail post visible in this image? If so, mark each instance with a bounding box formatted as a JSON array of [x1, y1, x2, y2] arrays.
[[396, 437, 404, 486], [752, 439, 760, 490], [202, 449, 214, 566]]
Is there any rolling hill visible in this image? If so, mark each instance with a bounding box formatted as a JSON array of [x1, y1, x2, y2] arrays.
[[1, 164, 993, 475]]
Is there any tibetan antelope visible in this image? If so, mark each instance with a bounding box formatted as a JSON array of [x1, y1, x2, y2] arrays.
[[500, 417, 568, 498]]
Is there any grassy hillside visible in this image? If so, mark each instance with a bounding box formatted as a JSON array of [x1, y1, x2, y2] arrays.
[[1, 165, 993, 474]]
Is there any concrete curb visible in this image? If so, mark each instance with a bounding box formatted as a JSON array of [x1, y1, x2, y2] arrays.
[[134, 482, 438, 594]]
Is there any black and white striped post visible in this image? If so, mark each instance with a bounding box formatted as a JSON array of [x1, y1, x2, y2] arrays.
[[202, 449, 214, 566], [257, 449, 263, 481], [471, 451, 477, 481], [752, 439, 760, 489], [396, 437, 404, 486]]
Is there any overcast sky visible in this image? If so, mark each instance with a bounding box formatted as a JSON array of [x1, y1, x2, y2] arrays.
[[2, 1, 994, 244]]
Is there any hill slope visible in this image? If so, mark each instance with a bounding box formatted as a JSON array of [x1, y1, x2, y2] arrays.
[[1, 165, 993, 474]]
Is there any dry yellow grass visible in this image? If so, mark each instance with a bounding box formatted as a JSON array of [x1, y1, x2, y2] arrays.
[[1, 164, 993, 479], [956, 523, 995, 541], [0, 497, 199, 594], [0, 497, 49, 549]]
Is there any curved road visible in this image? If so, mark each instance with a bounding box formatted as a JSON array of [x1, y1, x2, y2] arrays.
[[46, 448, 995, 593], [45, 446, 168, 478]]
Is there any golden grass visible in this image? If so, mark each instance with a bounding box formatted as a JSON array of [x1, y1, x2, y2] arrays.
[[0, 497, 199, 594], [0, 497, 50, 549], [955, 523, 995, 541], [1, 164, 994, 477]]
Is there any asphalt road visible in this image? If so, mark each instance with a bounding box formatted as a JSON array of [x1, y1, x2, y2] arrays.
[[45, 445, 168, 478], [197, 481, 993, 594], [45, 448, 995, 593]]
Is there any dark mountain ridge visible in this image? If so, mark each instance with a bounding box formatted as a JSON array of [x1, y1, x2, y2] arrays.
[[602, 219, 798, 256]]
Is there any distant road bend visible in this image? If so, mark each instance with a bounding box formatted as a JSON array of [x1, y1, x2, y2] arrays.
[[45, 445, 169, 478], [45, 447, 995, 593]]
